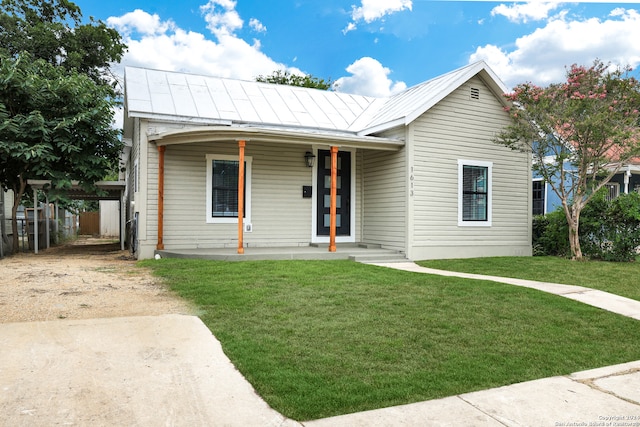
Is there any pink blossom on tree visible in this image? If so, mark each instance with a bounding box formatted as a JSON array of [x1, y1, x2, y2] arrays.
[[495, 60, 640, 260]]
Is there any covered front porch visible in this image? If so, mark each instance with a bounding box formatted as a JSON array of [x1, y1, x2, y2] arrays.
[[155, 243, 408, 263], [145, 125, 405, 260]]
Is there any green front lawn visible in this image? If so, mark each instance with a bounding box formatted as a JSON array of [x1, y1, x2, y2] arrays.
[[142, 259, 640, 421], [419, 256, 640, 302]]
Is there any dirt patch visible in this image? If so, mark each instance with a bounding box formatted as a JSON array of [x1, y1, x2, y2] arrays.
[[0, 238, 195, 323]]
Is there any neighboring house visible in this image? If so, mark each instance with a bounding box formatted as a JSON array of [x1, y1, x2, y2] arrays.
[[601, 161, 640, 200], [122, 61, 532, 260], [532, 160, 640, 216], [532, 168, 569, 215]]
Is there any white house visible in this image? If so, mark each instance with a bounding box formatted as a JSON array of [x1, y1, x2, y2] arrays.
[[122, 61, 532, 260]]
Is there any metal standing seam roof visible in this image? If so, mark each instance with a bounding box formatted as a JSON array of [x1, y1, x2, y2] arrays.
[[124, 61, 507, 137], [124, 66, 378, 132]]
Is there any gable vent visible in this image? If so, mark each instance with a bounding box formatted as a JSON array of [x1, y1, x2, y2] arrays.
[[470, 87, 480, 100]]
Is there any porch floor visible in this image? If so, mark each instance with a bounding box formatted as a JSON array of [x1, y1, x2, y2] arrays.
[[155, 243, 408, 263]]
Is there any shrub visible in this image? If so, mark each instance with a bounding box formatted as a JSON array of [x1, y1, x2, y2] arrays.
[[589, 192, 640, 262], [534, 190, 640, 261], [578, 190, 610, 259], [533, 209, 570, 257]]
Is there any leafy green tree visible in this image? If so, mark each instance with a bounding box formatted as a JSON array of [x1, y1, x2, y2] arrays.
[[495, 60, 640, 260], [256, 70, 334, 90], [0, 53, 122, 252], [0, 0, 126, 253], [0, 0, 125, 89]]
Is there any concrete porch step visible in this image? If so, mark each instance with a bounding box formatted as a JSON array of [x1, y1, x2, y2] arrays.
[[156, 243, 407, 262]]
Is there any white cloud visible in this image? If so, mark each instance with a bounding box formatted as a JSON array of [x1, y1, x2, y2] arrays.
[[108, 9, 286, 84], [107, 9, 174, 36], [200, 0, 243, 36], [249, 18, 266, 33], [470, 8, 640, 89], [344, 0, 412, 33], [334, 57, 407, 97], [491, 2, 562, 23]]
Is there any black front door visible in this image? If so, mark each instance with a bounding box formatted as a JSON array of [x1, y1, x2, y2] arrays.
[[317, 150, 351, 236]]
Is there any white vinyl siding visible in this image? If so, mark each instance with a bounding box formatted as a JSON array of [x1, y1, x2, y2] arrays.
[[409, 76, 531, 259], [362, 126, 407, 252], [160, 141, 318, 249], [145, 136, 158, 246]]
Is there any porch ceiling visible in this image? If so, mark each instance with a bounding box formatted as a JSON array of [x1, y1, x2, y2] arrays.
[[148, 125, 405, 151]]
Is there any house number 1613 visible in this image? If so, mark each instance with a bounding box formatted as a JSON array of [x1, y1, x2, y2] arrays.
[[410, 166, 414, 197]]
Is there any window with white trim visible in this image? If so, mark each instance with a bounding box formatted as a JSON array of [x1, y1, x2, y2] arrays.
[[532, 179, 545, 216], [458, 159, 492, 226], [206, 154, 252, 224]]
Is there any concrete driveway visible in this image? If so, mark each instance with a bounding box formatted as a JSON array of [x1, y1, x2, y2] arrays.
[[0, 314, 299, 427]]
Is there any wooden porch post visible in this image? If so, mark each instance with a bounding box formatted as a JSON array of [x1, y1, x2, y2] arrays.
[[157, 145, 165, 250], [329, 146, 338, 252], [237, 140, 246, 254]]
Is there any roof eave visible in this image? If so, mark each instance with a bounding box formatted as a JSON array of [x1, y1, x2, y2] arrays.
[[357, 117, 407, 136], [149, 125, 405, 151], [128, 110, 233, 126]]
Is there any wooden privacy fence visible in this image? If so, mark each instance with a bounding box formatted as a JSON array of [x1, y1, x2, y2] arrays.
[[79, 211, 100, 236]]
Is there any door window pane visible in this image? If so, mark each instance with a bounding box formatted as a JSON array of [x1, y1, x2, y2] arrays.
[[323, 156, 342, 170], [324, 195, 341, 208], [324, 176, 341, 189], [323, 214, 341, 227]]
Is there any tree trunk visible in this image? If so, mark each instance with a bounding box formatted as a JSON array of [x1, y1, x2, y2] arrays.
[[569, 221, 583, 260], [565, 204, 583, 261]]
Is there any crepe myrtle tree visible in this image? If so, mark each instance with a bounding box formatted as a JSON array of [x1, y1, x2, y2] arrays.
[[495, 60, 640, 260], [0, 53, 122, 253]]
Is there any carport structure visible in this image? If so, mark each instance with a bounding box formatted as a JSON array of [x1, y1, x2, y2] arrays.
[[27, 180, 126, 253]]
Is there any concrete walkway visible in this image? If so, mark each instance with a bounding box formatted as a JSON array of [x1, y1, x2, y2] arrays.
[[2, 262, 640, 426], [372, 261, 640, 320]]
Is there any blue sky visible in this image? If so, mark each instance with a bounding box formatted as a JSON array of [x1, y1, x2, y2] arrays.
[[76, 0, 640, 97]]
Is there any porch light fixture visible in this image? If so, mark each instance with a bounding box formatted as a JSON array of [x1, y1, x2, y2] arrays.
[[304, 151, 316, 168]]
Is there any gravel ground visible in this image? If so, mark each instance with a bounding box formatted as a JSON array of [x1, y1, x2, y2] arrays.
[[0, 237, 194, 323]]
